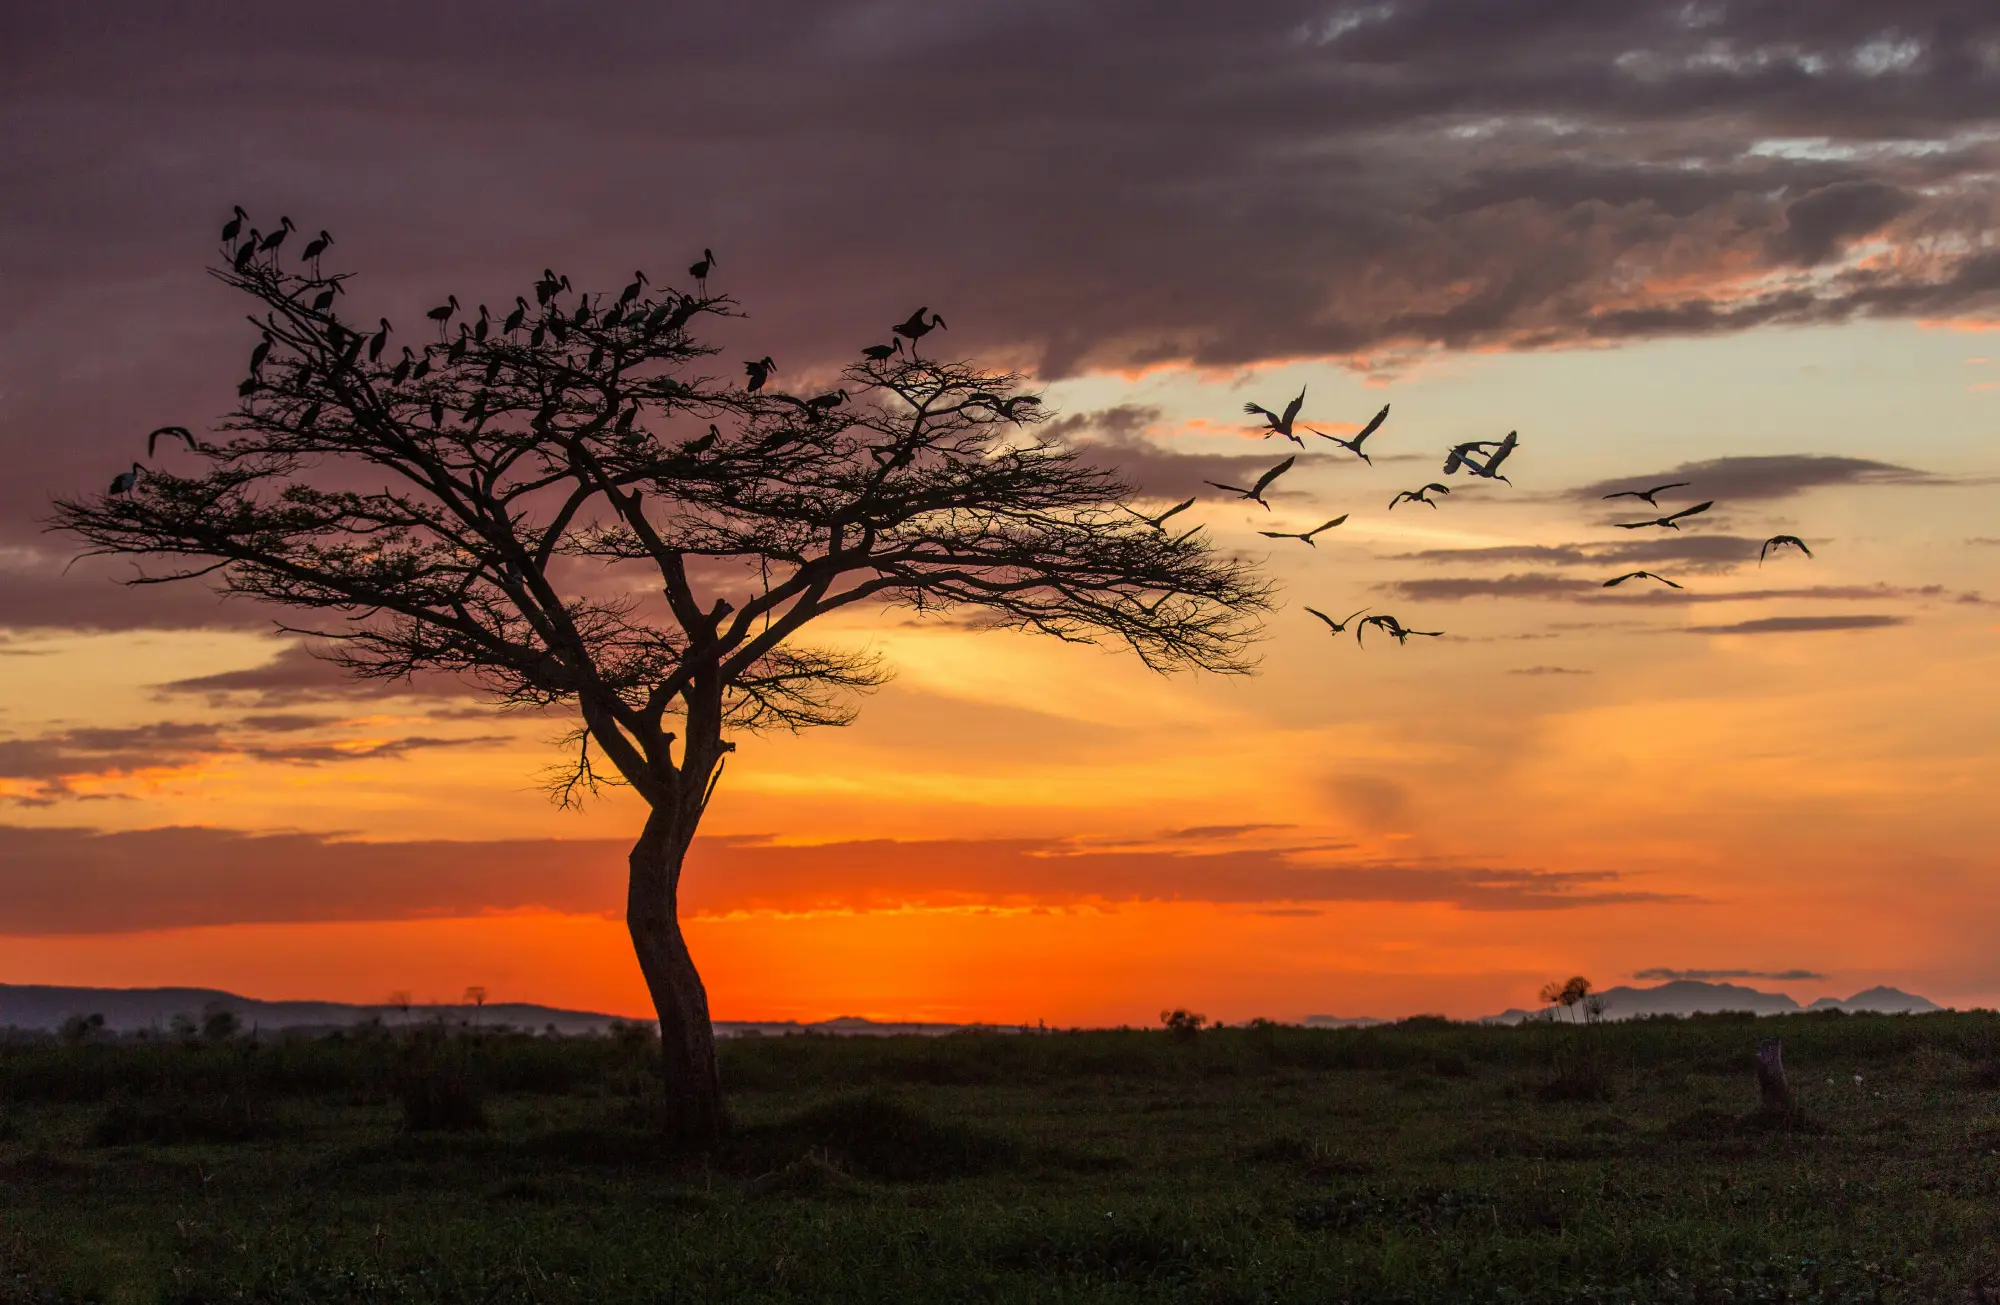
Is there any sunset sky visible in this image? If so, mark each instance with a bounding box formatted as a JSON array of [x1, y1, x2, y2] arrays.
[[4, 3, 1998, 1026]]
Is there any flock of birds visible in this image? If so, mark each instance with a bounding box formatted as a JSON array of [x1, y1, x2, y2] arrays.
[[1117, 386, 1817, 648], [107, 215, 1819, 661], [106, 220, 987, 501]]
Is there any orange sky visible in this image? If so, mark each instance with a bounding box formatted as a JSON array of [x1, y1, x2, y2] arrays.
[[5, 321, 1998, 1023]]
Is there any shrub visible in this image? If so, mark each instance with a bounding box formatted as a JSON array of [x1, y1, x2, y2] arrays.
[[394, 1038, 487, 1132]]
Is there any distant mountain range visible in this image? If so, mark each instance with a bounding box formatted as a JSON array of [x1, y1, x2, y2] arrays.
[[1479, 980, 1943, 1025], [0, 984, 1025, 1039], [0, 979, 1948, 1039]]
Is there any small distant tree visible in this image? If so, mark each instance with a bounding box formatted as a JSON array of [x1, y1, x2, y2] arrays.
[[54, 213, 1269, 1143], [59, 1012, 106, 1044], [1539, 976, 1593, 1025], [1160, 1009, 1209, 1041], [200, 1004, 242, 1042], [462, 985, 488, 1029]]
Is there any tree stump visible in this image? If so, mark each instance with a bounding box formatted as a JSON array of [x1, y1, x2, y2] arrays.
[[1755, 1037, 1795, 1116]]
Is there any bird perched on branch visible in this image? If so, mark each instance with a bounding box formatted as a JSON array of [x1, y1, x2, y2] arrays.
[[1204, 456, 1295, 509], [1602, 480, 1689, 507], [1258, 516, 1347, 546], [743, 357, 776, 392], [426, 295, 459, 335], [257, 216, 295, 253], [687, 249, 715, 291], [861, 341, 902, 361], [300, 229, 333, 264], [1314, 404, 1390, 464], [1760, 535, 1813, 563], [893, 307, 947, 351], [108, 463, 146, 496], [220, 206, 247, 244], [1389, 483, 1451, 510], [1614, 501, 1712, 530], [1245, 388, 1310, 445], [1602, 571, 1683, 589]]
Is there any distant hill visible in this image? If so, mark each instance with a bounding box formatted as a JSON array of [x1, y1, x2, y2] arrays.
[[0, 984, 1029, 1039], [1483, 980, 1944, 1024]]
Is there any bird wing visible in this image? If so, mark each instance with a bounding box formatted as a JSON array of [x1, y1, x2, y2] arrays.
[[1251, 457, 1296, 495], [1256, 530, 1297, 540], [1647, 481, 1691, 496], [1388, 492, 1413, 508], [1601, 490, 1643, 501], [1612, 521, 1653, 530], [1203, 480, 1248, 496], [1157, 497, 1195, 523], [1307, 516, 1349, 536], [1243, 402, 1278, 425], [1603, 573, 1637, 587], [1657, 574, 1685, 588], [1663, 500, 1714, 522], [1352, 403, 1390, 444], [1304, 606, 1337, 628], [1281, 388, 1306, 427]]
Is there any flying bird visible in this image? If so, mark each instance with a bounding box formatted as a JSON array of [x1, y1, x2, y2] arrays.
[[1602, 571, 1683, 589], [1760, 535, 1814, 563], [1443, 443, 1493, 475], [1304, 606, 1368, 635], [1313, 403, 1390, 464], [1614, 500, 1713, 530], [1258, 515, 1348, 546], [108, 462, 146, 496], [1356, 613, 1442, 646], [991, 395, 1040, 420], [1389, 483, 1451, 510], [893, 307, 947, 350], [687, 248, 715, 290], [146, 426, 196, 458], [1125, 496, 1196, 531], [743, 356, 776, 391], [1204, 455, 1295, 509], [1602, 480, 1690, 507], [1457, 430, 1519, 481], [1244, 387, 1309, 445]]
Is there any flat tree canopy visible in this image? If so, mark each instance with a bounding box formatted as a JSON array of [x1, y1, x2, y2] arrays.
[[55, 213, 1271, 1140]]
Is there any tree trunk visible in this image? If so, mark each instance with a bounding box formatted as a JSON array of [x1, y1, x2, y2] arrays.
[[627, 810, 726, 1145]]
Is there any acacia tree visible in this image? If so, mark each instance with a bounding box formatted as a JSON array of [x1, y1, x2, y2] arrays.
[[56, 214, 1270, 1141]]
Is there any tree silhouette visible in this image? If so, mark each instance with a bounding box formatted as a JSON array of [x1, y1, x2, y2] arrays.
[[55, 214, 1271, 1142]]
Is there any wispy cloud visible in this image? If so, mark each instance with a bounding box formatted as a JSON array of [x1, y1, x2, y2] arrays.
[[1683, 614, 1907, 635], [1571, 455, 1950, 504], [0, 825, 1694, 934]]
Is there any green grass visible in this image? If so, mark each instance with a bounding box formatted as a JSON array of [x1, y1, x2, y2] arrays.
[[2, 1012, 1998, 1302]]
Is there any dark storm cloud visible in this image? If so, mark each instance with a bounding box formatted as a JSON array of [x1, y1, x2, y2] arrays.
[[0, 825, 1687, 934], [1634, 967, 1826, 982], [1683, 614, 1908, 634], [1574, 456, 1949, 504], [7, 1, 2000, 629]]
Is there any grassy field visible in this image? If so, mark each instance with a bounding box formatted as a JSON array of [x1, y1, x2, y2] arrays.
[[2, 1012, 1998, 1303]]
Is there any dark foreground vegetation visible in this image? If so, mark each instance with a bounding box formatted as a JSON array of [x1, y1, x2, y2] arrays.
[[3, 1012, 1998, 1303]]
